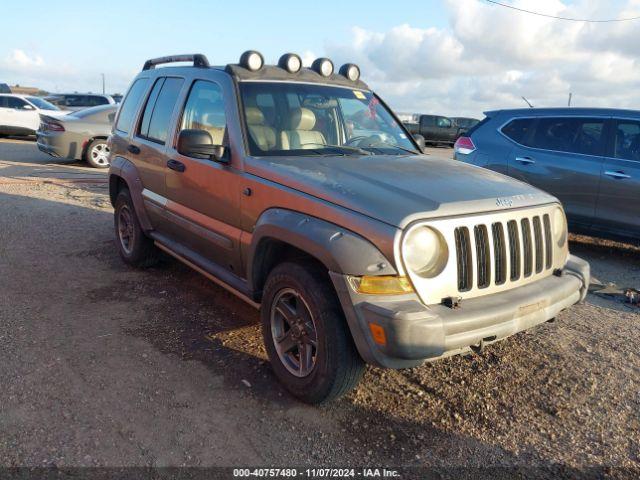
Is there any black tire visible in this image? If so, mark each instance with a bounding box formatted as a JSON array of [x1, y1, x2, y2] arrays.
[[261, 261, 365, 404], [85, 138, 110, 168], [114, 188, 159, 267]]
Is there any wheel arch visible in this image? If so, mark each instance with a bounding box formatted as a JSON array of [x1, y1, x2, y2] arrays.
[[108, 156, 153, 231]]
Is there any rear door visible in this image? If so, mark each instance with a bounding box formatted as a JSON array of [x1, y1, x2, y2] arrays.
[[507, 116, 605, 228], [593, 118, 640, 238], [419, 115, 437, 142]]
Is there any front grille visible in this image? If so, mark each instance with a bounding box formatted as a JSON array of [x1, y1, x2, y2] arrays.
[[454, 214, 554, 293]]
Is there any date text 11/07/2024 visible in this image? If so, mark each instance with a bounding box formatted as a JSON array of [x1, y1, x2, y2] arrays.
[[232, 468, 401, 478]]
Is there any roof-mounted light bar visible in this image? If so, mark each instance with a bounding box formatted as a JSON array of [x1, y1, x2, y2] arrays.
[[278, 53, 302, 73], [142, 54, 209, 71], [311, 57, 334, 77], [339, 63, 360, 82], [239, 50, 264, 71]]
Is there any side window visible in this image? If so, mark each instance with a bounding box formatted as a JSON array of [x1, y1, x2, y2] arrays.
[[115, 78, 150, 134], [613, 120, 640, 162], [530, 117, 604, 155], [7, 97, 28, 109], [0, 97, 6, 108], [420, 115, 434, 128], [501, 118, 535, 144], [436, 116, 452, 128], [139, 77, 184, 144], [180, 80, 226, 145]]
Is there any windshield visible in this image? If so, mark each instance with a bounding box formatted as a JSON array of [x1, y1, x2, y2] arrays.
[[26, 96, 60, 111], [239, 82, 417, 157]]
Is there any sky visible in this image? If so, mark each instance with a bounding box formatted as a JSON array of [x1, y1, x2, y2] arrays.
[[2, 0, 640, 118]]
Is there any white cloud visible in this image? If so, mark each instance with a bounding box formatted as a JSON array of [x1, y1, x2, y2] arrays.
[[326, 0, 640, 117]]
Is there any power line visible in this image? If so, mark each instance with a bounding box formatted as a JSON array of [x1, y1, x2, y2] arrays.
[[484, 0, 640, 23]]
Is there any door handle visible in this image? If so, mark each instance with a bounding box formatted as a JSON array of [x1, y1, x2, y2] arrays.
[[515, 156, 535, 165], [127, 144, 140, 155], [604, 170, 630, 179], [167, 159, 186, 172]]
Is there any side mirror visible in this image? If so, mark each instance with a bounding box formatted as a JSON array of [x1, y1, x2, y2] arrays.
[[413, 133, 426, 152], [22, 104, 35, 111], [177, 129, 229, 164]]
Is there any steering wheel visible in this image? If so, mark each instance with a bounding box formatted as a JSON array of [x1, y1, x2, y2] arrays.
[[344, 136, 368, 146]]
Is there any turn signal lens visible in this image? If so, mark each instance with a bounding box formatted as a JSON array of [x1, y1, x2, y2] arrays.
[[349, 275, 414, 295]]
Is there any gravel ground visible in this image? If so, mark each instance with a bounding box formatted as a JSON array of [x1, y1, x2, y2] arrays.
[[0, 140, 638, 478]]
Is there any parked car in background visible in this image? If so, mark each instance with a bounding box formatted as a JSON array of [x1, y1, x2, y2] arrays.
[[404, 114, 458, 146], [0, 94, 68, 136], [0, 83, 11, 94], [454, 107, 640, 244], [107, 52, 588, 404], [452, 116, 480, 138], [37, 104, 117, 168], [44, 93, 118, 111]]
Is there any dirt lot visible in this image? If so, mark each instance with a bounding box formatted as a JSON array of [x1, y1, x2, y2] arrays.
[[0, 139, 638, 477]]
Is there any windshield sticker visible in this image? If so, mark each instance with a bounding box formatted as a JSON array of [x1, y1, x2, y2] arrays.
[[353, 90, 366, 99], [368, 96, 380, 119]]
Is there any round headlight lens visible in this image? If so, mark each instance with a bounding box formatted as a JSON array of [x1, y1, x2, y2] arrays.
[[312, 58, 334, 77], [278, 53, 302, 73], [339, 63, 360, 82], [402, 226, 448, 277], [552, 207, 567, 246], [240, 50, 264, 71]]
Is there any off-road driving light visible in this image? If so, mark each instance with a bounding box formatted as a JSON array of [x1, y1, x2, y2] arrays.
[[278, 53, 302, 73], [403, 226, 449, 278], [311, 57, 334, 77], [552, 206, 568, 246], [339, 63, 360, 82], [348, 275, 413, 295], [240, 50, 264, 71]]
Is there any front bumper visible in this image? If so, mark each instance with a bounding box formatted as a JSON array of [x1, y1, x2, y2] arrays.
[[331, 254, 590, 369]]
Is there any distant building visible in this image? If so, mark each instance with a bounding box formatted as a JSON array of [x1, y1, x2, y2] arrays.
[[9, 85, 49, 96]]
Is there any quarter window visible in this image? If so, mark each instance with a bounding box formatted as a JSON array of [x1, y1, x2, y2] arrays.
[[6, 97, 28, 109], [115, 78, 150, 134], [501, 118, 534, 144], [138, 77, 184, 144], [180, 80, 226, 145], [613, 120, 640, 162], [530, 117, 604, 155]]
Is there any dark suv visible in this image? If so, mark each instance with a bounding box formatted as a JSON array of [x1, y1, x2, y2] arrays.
[[455, 108, 640, 244], [108, 54, 588, 403]]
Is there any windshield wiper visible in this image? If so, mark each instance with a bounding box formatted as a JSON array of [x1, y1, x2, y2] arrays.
[[300, 143, 373, 156], [365, 141, 420, 155]]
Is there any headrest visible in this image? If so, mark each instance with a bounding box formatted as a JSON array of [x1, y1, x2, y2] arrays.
[[288, 108, 316, 131], [245, 107, 265, 125]]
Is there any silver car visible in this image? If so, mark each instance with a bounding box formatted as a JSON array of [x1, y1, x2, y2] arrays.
[[37, 104, 116, 168]]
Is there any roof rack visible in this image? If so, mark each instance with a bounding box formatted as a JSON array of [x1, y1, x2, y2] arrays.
[[142, 54, 210, 71]]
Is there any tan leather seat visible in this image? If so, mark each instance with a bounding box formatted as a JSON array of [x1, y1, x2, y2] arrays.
[[245, 107, 276, 151], [281, 108, 326, 150]]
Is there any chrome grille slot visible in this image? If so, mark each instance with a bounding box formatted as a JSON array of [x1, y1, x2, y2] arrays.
[[507, 220, 521, 281], [454, 227, 472, 291], [521, 218, 533, 278], [474, 225, 491, 289], [543, 214, 553, 269], [533, 216, 544, 274], [492, 222, 507, 285]]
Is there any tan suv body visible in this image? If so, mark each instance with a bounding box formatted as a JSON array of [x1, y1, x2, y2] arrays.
[[108, 53, 590, 403]]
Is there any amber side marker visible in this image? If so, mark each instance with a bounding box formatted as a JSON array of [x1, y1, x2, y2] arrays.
[[369, 323, 387, 346]]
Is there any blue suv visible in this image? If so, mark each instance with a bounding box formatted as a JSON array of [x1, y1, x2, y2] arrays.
[[454, 108, 640, 244]]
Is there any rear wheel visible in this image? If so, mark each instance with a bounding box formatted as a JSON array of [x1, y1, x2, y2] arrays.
[[114, 188, 159, 267], [261, 262, 365, 404], [86, 139, 110, 168]]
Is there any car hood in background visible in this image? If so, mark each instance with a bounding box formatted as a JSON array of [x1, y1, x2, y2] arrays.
[[247, 154, 557, 229]]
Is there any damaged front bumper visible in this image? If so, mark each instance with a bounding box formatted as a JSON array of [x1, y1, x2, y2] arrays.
[[331, 254, 590, 369]]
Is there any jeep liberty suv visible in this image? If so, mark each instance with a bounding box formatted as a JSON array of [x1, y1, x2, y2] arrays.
[[108, 52, 590, 404]]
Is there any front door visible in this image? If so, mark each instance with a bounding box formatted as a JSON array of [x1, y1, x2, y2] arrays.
[[164, 78, 243, 274], [508, 116, 605, 229], [594, 118, 640, 238]]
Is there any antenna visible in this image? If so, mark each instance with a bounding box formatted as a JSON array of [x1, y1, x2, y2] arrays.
[[568, 92, 572, 107], [521, 96, 534, 108]]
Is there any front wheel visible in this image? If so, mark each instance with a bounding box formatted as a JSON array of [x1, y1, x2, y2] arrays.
[[261, 262, 365, 404], [85, 139, 110, 168]]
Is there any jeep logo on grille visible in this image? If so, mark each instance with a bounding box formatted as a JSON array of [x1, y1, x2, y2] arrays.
[[496, 197, 514, 207]]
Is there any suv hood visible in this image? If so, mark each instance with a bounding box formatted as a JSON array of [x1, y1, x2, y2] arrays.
[[248, 154, 557, 229]]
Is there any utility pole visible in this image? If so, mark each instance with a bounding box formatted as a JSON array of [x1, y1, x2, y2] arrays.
[[101, 73, 105, 94]]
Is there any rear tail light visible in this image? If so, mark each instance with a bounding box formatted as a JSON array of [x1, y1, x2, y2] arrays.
[[45, 121, 65, 132], [454, 136, 476, 155]]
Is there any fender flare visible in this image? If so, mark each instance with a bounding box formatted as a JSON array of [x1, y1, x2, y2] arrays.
[[108, 155, 153, 232], [246, 208, 397, 293]]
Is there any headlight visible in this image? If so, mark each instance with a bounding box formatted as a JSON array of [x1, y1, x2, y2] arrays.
[[552, 207, 567, 246], [402, 226, 448, 278]]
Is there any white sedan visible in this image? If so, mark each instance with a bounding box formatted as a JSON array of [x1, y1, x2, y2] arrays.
[[0, 94, 70, 136]]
